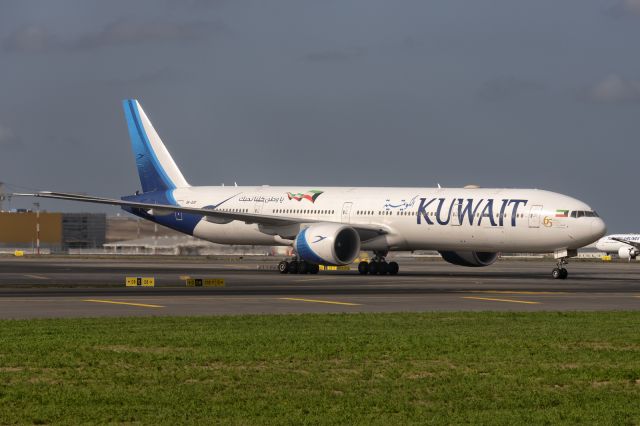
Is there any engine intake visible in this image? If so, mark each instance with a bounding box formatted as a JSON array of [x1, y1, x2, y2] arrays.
[[439, 251, 499, 267], [618, 246, 639, 260], [294, 224, 360, 266]]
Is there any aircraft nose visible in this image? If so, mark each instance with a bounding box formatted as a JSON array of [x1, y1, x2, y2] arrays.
[[591, 218, 607, 240]]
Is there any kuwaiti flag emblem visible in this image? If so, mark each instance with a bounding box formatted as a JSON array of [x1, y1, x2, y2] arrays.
[[555, 209, 569, 218], [287, 190, 324, 203]]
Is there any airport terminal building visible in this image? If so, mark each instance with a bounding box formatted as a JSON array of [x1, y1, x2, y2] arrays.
[[0, 211, 106, 252]]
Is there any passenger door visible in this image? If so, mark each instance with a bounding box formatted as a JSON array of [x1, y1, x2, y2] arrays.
[[341, 202, 353, 224], [528, 205, 543, 228]]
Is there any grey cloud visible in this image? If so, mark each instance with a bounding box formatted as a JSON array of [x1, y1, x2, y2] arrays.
[[399, 36, 425, 49], [166, 0, 229, 9], [3, 20, 221, 53], [2, 25, 60, 53], [0, 125, 21, 148], [585, 74, 640, 103], [477, 77, 545, 102], [303, 47, 366, 63], [605, 0, 640, 18], [72, 20, 221, 50], [103, 67, 183, 87]]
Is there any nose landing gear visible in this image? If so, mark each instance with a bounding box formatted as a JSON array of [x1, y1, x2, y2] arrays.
[[551, 258, 568, 280], [551, 249, 577, 280]]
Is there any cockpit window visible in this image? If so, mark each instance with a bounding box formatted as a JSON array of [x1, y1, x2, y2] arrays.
[[570, 210, 599, 218]]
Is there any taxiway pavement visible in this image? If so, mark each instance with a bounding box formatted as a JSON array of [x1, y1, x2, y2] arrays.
[[0, 257, 638, 319]]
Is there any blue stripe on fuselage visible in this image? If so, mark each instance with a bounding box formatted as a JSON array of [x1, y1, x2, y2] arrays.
[[121, 190, 200, 235]]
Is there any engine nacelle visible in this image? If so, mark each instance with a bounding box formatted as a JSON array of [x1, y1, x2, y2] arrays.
[[618, 246, 639, 260], [294, 224, 360, 266], [439, 251, 499, 267]]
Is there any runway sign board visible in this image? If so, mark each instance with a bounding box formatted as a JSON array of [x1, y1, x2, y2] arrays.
[[186, 278, 225, 287], [125, 277, 155, 287], [14, 250, 24, 257]]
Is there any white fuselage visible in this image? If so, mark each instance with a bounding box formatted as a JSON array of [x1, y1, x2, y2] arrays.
[[165, 186, 606, 253], [595, 234, 640, 254]]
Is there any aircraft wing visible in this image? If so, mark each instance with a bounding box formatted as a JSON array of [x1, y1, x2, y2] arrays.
[[610, 236, 640, 250], [13, 191, 386, 240]]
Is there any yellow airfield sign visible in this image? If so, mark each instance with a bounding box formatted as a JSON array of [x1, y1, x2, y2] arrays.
[[125, 277, 155, 287], [186, 278, 225, 287]]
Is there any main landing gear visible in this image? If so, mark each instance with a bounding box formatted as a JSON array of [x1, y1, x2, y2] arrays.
[[278, 259, 320, 274], [551, 258, 568, 280], [358, 251, 399, 275]]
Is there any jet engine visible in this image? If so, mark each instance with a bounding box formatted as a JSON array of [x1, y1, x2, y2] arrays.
[[294, 224, 360, 266], [439, 251, 499, 267], [618, 246, 639, 260]]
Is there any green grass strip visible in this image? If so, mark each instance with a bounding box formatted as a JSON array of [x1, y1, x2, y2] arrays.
[[1, 312, 639, 424]]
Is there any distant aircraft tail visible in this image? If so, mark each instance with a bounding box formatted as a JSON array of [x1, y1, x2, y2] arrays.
[[122, 99, 190, 193]]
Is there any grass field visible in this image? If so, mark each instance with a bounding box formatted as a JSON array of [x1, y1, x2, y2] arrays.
[[1, 312, 639, 424]]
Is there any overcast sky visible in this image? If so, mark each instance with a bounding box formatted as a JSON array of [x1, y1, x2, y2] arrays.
[[1, 0, 639, 232]]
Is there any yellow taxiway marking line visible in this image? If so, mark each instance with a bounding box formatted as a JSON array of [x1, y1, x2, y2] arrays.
[[23, 274, 48, 280], [280, 297, 361, 306], [463, 296, 540, 305], [468, 291, 568, 295], [83, 299, 165, 308]]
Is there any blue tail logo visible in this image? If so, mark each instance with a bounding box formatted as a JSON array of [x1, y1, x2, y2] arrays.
[[123, 99, 189, 193]]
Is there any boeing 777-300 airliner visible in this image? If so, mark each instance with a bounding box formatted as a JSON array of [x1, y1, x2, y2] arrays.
[[16, 100, 607, 279]]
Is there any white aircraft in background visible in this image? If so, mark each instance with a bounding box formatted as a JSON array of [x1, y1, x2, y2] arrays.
[[596, 234, 640, 260], [16, 100, 606, 279]]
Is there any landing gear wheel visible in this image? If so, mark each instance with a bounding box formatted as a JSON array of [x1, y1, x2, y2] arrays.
[[378, 262, 389, 275], [310, 264, 320, 274], [552, 257, 569, 280], [298, 261, 309, 274], [358, 261, 369, 275], [368, 261, 379, 275], [289, 260, 299, 274], [278, 261, 289, 274], [388, 261, 399, 275]]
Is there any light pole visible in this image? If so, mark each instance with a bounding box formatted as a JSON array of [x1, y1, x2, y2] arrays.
[[33, 202, 40, 255]]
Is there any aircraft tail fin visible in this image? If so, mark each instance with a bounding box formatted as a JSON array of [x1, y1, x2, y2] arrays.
[[122, 99, 190, 193]]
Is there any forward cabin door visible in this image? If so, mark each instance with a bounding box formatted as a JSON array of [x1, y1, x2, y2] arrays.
[[253, 188, 264, 214], [341, 202, 353, 224], [528, 205, 543, 228]]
